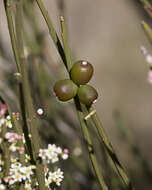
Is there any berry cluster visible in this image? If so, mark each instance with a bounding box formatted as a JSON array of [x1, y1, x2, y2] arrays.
[[53, 60, 98, 106]]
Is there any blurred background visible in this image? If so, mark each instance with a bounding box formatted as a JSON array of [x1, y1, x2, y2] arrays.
[[0, 0, 152, 189]]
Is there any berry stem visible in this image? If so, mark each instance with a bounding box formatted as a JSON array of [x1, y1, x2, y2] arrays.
[[60, 15, 109, 190], [74, 97, 109, 190], [60, 16, 72, 72], [88, 107, 135, 190]]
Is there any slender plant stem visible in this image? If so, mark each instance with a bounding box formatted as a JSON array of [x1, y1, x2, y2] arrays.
[[36, 0, 67, 69], [3, 0, 21, 72], [11, 113, 26, 164], [74, 98, 109, 190], [88, 107, 134, 190], [1, 123, 10, 177], [15, 2, 34, 161], [141, 21, 152, 42], [15, 0, 46, 189], [60, 16, 72, 72], [140, 0, 152, 8]]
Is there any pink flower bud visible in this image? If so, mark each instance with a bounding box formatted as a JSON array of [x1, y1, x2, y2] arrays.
[[147, 70, 152, 84], [63, 149, 69, 154]]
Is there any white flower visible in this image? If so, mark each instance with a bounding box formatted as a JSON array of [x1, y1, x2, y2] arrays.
[[61, 153, 68, 160], [0, 119, 6, 126], [48, 144, 56, 153], [20, 166, 34, 180], [37, 108, 44, 115], [55, 147, 62, 154], [47, 168, 64, 186], [56, 177, 63, 186], [0, 184, 6, 190], [10, 172, 23, 184], [6, 115, 11, 120], [9, 144, 17, 152], [39, 149, 47, 160], [55, 168, 64, 179], [5, 132, 11, 139], [48, 152, 59, 163]]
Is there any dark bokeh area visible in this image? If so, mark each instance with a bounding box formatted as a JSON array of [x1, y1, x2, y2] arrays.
[[0, 0, 152, 189]]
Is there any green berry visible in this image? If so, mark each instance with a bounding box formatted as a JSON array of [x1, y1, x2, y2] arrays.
[[70, 60, 94, 85], [77, 85, 98, 106], [53, 79, 78, 102]]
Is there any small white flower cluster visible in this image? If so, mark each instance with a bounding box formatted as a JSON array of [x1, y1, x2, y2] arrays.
[[4, 132, 25, 153], [39, 144, 69, 164], [45, 168, 64, 188], [39, 144, 69, 188], [0, 104, 69, 189], [4, 162, 36, 186]]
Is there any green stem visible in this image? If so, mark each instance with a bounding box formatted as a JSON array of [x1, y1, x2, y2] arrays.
[[1, 123, 10, 177], [15, 0, 46, 189], [3, 0, 21, 72], [88, 107, 134, 190], [15, 3, 34, 160], [74, 98, 109, 190], [140, 0, 152, 8], [18, 83, 34, 161], [11, 113, 26, 164], [60, 16, 72, 72], [141, 21, 152, 43], [35, 0, 67, 69]]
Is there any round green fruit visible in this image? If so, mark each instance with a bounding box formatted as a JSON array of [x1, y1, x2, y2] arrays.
[[77, 85, 98, 106], [70, 60, 94, 85], [53, 79, 78, 102]]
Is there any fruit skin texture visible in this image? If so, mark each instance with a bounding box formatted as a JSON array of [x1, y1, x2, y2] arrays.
[[53, 79, 78, 102], [70, 60, 94, 85], [77, 85, 98, 106]]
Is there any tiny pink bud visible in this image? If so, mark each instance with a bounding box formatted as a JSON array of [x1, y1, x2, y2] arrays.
[[63, 148, 69, 154], [93, 99, 97, 104], [147, 70, 152, 84], [4, 176, 9, 183]]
